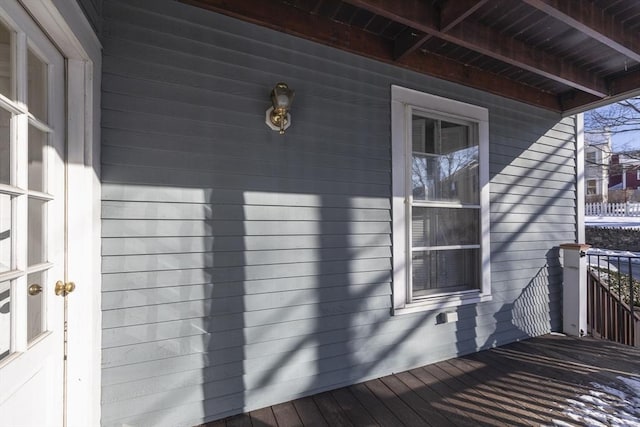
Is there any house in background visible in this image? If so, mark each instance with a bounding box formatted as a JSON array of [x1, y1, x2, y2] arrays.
[[2, 1, 640, 426], [609, 152, 640, 191], [585, 133, 612, 203]]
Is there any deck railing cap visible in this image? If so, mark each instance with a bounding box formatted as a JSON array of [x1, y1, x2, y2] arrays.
[[560, 243, 591, 250]]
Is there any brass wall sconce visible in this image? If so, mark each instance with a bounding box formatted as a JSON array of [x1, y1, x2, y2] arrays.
[[266, 82, 295, 134]]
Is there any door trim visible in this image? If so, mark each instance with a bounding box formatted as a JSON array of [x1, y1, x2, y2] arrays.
[[20, 1, 102, 426]]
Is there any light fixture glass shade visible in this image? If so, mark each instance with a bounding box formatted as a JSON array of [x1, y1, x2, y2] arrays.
[[271, 82, 294, 109], [267, 82, 295, 134]]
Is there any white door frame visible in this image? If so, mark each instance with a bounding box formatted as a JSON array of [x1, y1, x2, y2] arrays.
[[20, 1, 102, 425]]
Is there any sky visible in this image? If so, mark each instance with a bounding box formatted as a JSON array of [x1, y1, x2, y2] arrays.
[[611, 131, 640, 153], [586, 99, 640, 153]]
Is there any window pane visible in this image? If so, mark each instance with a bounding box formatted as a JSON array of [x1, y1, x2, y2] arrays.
[[28, 198, 45, 266], [0, 21, 11, 99], [412, 115, 479, 204], [412, 116, 436, 153], [27, 271, 44, 343], [0, 193, 10, 273], [412, 249, 479, 296], [0, 108, 10, 185], [441, 121, 470, 151], [412, 207, 479, 248], [29, 125, 46, 192], [411, 154, 437, 201], [0, 280, 8, 360], [28, 49, 47, 121]]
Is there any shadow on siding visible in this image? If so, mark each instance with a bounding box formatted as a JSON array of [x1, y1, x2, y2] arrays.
[[202, 191, 247, 420]]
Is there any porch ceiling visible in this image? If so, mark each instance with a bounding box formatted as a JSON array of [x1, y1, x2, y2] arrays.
[[179, 0, 640, 114]]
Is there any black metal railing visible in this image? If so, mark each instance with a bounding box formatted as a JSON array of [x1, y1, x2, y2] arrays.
[[586, 252, 640, 346]]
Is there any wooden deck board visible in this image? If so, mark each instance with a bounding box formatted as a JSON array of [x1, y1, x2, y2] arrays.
[[206, 335, 640, 426], [311, 392, 353, 427], [225, 413, 252, 427], [412, 365, 497, 426], [330, 387, 378, 426], [364, 378, 426, 426], [249, 407, 278, 427], [271, 402, 303, 427], [428, 363, 518, 424], [292, 397, 328, 427], [394, 370, 475, 426], [348, 382, 403, 426], [378, 374, 454, 427], [434, 361, 534, 426], [444, 358, 551, 425], [467, 349, 574, 420], [454, 357, 558, 424]]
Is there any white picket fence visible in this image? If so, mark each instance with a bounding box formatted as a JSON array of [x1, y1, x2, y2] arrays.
[[586, 202, 640, 216]]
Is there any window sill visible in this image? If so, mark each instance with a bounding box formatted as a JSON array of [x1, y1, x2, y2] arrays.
[[393, 290, 492, 316]]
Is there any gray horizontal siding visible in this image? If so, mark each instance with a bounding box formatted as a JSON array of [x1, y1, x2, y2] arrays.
[[100, 0, 577, 425], [102, 183, 390, 207], [76, 0, 102, 35], [102, 202, 391, 221], [101, 164, 389, 196], [101, 248, 391, 273], [102, 220, 390, 237], [102, 235, 393, 255]]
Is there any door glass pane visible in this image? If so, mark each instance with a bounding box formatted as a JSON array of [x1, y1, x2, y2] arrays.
[[0, 21, 11, 99], [28, 125, 46, 192], [412, 249, 479, 296], [0, 194, 10, 273], [26, 271, 43, 342], [411, 207, 479, 248], [0, 280, 8, 360], [28, 198, 45, 266], [0, 108, 10, 185], [27, 49, 47, 122]]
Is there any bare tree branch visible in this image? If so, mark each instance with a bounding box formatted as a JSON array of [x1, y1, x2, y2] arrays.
[[585, 97, 640, 139]]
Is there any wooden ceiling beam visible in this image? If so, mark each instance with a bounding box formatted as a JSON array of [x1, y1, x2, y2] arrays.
[[180, 0, 561, 111], [440, 0, 490, 32], [447, 21, 608, 97], [393, 29, 431, 61], [180, 0, 391, 58], [343, 0, 438, 28], [343, 0, 608, 98], [397, 51, 561, 112], [610, 69, 640, 96], [394, 0, 487, 61], [560, 69, 640, 113], [522, 0, 640, 64], [558, 91, 601, 113]]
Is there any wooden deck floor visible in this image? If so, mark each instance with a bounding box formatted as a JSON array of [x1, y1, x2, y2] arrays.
[[203, 335, 640, 426]]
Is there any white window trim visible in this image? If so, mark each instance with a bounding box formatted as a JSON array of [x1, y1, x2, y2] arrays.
[[391, 85, 491, 315]]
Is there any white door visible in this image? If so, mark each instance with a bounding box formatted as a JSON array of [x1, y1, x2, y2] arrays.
[[0, 1, 66, 426]]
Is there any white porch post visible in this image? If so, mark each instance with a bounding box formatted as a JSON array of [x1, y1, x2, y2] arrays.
[[560, 243, 591, 338]]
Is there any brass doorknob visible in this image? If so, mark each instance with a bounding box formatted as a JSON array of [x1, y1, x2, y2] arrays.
[[28, 284, 42, 296], [55, 281, 75, 296]]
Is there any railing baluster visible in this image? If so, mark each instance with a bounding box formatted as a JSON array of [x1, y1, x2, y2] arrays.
[[586, 251, 639, 347], [632, 259, 636, 347]]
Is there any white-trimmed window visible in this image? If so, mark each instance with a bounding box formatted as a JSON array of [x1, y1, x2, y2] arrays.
[[586, 179, 597, 195], [391, 85, 491, 315]]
